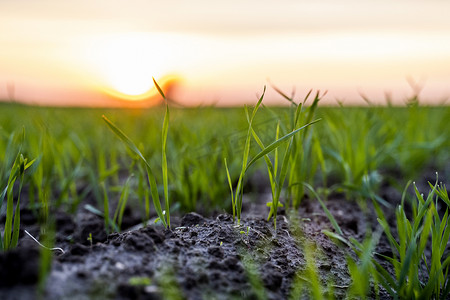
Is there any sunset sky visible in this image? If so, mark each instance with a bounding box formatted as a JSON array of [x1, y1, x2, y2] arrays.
[[1, 0, 450, 106]]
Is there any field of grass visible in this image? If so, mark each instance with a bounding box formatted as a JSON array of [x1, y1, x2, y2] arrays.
[[0, 91, 449, 298]]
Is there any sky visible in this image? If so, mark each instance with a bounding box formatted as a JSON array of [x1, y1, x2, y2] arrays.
[[1, 0, 450, 106]]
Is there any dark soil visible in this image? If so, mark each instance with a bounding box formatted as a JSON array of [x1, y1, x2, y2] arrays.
[[0, 173, 448, 299]]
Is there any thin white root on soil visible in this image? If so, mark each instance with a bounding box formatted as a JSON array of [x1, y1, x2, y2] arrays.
[[24, 230, 65, 254]]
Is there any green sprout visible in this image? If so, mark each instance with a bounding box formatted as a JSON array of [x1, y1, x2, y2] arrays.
[[225, 87, 320, 228], [128, 276, 152, 286], [324, 178, 450, 299], [1, 129, 35, 251], [103, 78, 171, 229], [87, 233, 93, 247]]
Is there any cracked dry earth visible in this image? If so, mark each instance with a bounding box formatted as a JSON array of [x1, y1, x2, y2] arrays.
[[0, 192, 391, 300]]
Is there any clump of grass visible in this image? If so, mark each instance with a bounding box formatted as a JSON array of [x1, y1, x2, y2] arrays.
[[324, 177, 450, 299], [269, 84, 326, 209], [225, 87, 320, 227], [250, 90, 321, 229], [374, 178, 450, 299], [1, 129, 35, 251], [103, 79, 171, 228], [225, 87, 266, 225]]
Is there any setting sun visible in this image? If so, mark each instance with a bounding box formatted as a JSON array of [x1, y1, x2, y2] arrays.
[[102, 75, 180, 102], [80, 32, 176, 101]]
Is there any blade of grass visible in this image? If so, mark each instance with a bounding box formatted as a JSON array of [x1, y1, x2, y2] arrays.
[[102, 183, 110, 234], [153, 77, 166, 99], [274, 122, 280, 178], [304, 241, 323, 299], [234, 87, 266, 224], [268, 80, 298, 106], [322, 230, 352, 247], [397, 241, 416, 291], [224, 158, 235, 221], [244, 108, 277, 215], [3, 177, 16, 249], [272, 137, 294, 229], [303, 182, 343, 235], [162, 99, 170, 227], [245, 119, 321, 171], [113, 175, 132, 230], [3, 153, 20, 250], [103, 115, 167, 228], [154, 77, 171, 228], [440, 211, 450, 257], [373, 200, 400, 255], [11, 156, 26, 248]]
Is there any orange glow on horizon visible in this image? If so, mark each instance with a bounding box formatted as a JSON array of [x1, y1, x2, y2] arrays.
[[101, 75, 181, 102]]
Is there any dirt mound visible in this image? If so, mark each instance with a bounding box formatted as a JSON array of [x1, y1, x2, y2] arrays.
[[0, 194, 390, 300]]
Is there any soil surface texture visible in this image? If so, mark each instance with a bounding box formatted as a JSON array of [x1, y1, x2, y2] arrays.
[[0, 171, 448, 300]]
